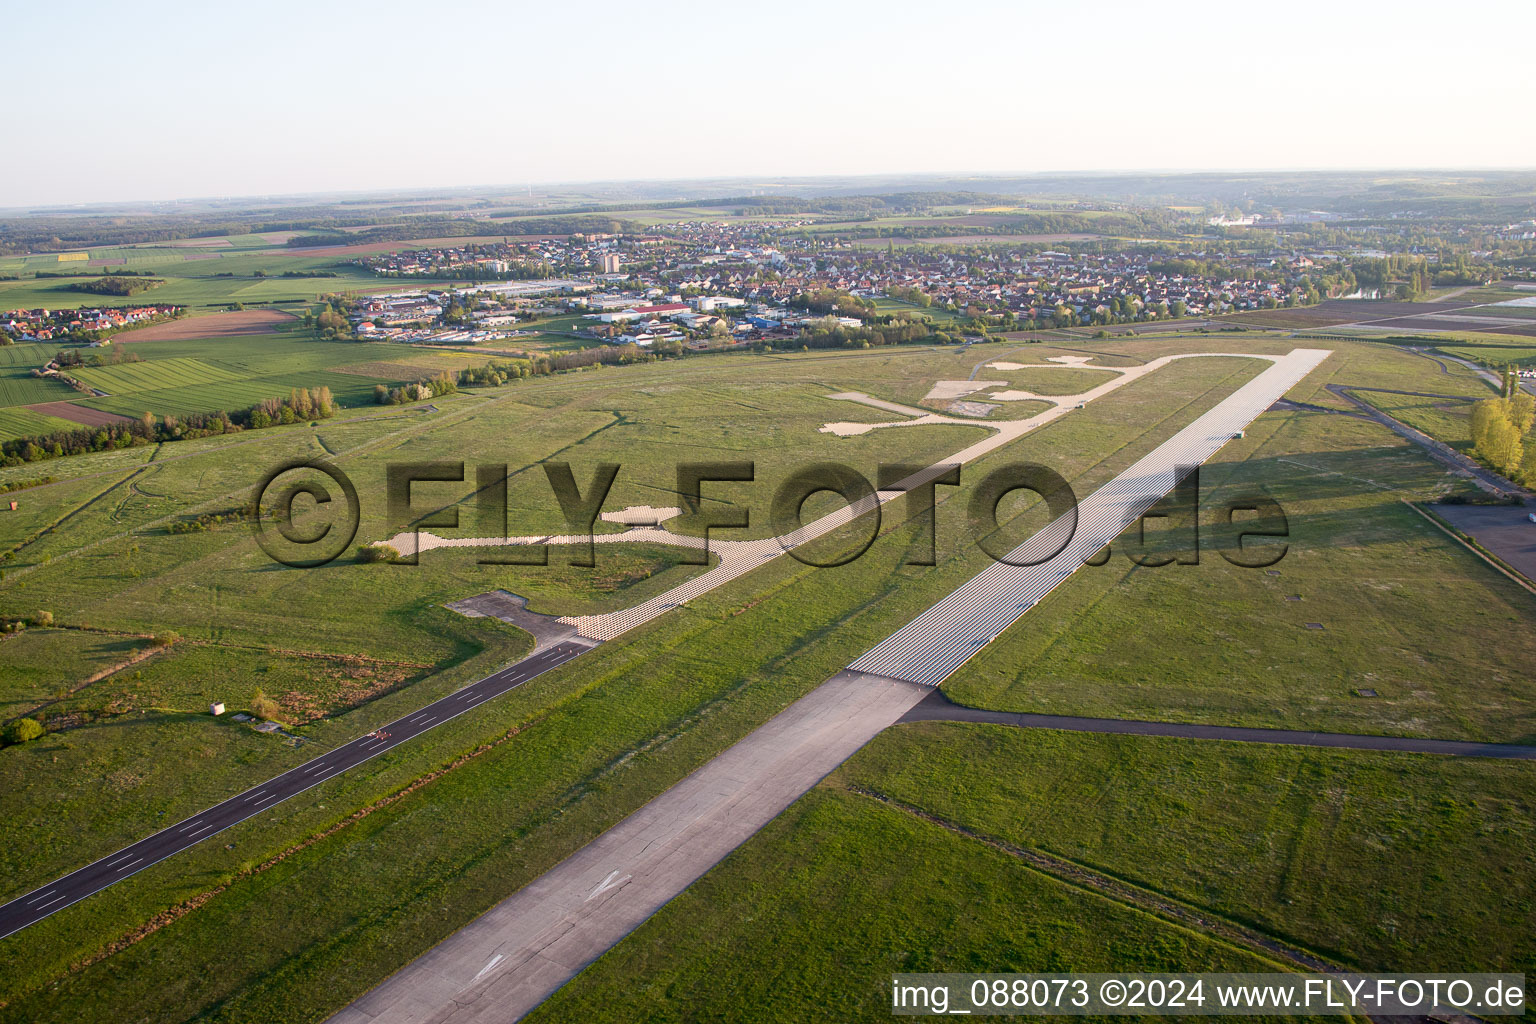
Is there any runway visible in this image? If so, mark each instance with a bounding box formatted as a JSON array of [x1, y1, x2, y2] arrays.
[[329, 348, 1334, 1023], [0, 640, 593, 941], [850, 348, 1331, 685]]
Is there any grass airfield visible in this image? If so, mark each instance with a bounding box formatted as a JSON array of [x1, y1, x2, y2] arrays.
[[1, 332, 1533, 1023]]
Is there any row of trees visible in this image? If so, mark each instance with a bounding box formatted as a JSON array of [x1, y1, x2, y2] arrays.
[[374, 371, 456, 405], [0, 386, 336, 467], [1470, 392, 1536, 483], [453, 344, 659, 390], [374, 259, 556, 282], [71, 276, 164, 296], [791, 288, 875, 319], [885, 285, 933, 307], [54, 345, 142, 369], [771, 316, 935, 351], [248, 386, 336, 427], [1351, 254, 1493, 299]]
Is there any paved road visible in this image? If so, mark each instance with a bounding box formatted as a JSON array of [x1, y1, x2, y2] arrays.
[[1325, 383, 1524, 497], [331, 349, 1336, 1024], [0, 639, 594, 941], [1333, 385, 1475, 402], [899, 690, 1536, 759], [1435, 349, 1536, 399]]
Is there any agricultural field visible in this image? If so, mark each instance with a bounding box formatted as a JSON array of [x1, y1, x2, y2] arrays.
[[0, 408, 80, 441], [0, 247, 386, 312], [114, 309, 297, 342], [79, 368, 392, 418], [0, 330, 493, 431], [0, 350, 75, 409], [70, 357, 245, 395], [1461, 304, 1536, 320]]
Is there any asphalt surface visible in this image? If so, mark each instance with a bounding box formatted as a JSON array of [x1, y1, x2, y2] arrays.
[[899, 690, 1536, 758], [1430, 499, 1536, 583], [0, 639, 593, 941]]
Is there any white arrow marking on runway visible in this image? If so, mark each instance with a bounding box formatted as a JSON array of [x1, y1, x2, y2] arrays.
[[585, 870, 630, 902], [472, 953, 504, 981]]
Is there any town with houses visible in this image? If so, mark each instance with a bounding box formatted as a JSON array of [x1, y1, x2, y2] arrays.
[[341, 221, 1361, 349], [0, 304, 182, 344]]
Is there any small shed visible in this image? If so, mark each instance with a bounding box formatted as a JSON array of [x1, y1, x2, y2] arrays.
[[210, 702, 226, 716]]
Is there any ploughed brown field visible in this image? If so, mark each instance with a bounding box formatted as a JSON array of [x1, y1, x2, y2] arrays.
[[1368, 316, 1536, 338], [117, 309, 296, 342], [1224, 299, 1488, 330], [24, 402, 133, 427]]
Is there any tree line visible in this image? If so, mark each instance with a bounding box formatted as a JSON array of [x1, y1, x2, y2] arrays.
[[70, 276, 165, 296], [1470, 385, 1536, 485], [0, 387, 336, 467]]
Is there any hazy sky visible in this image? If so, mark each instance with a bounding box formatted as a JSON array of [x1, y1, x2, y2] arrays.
[[4, 0, 1533, 206]]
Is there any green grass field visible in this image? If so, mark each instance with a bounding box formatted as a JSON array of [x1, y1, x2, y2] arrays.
[[79, 368, 395, 418], [0, 332, 477, 429], [0, 363, 75, 408], [1439, 344, 1536, 366], [70, 357, 245, 394], [838, 724, 1536, 973], [1353, 389, 1474, 449], [0, 247, 385, 312], [979, 365, 1122, 395], [943, 412, 1536, 741], [529, 788, 1289, 1024], [0, 408, 78, 440], [533, 720, 1534, 1019]]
